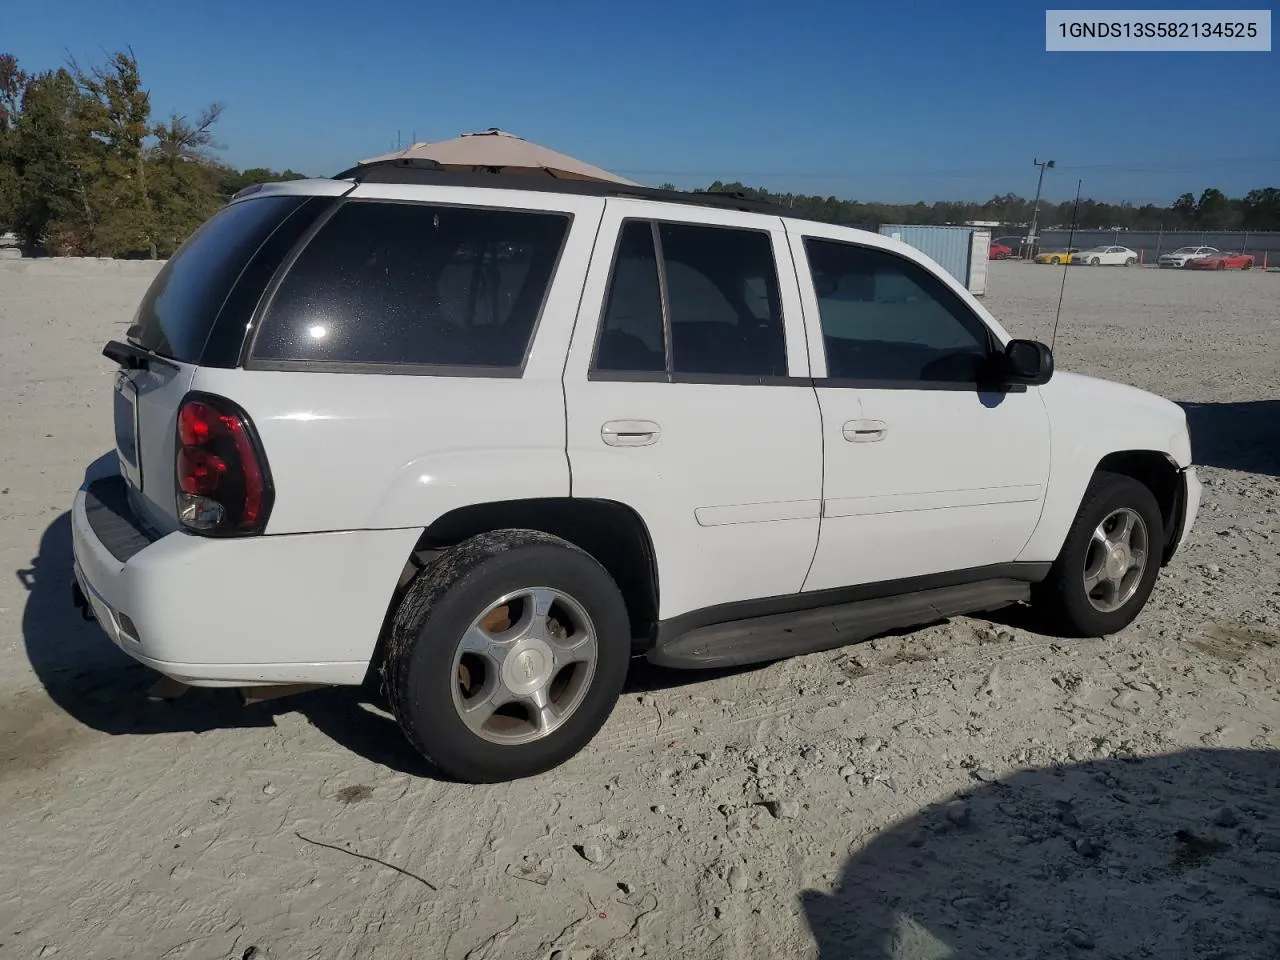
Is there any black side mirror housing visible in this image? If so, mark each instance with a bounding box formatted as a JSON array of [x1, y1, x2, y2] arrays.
[[1003, 338, 1054, 385]]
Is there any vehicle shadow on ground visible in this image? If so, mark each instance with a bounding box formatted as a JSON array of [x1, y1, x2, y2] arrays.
[[16, 483, 765, 779], [1180, 399, 1280, 478], [17, 509, 445, 773], [801, 747, 1280, 959], [15, 455, 444, 776]]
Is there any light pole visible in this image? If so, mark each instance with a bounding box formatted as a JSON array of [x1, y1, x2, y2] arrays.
[[1026, 158, 1055, 258]]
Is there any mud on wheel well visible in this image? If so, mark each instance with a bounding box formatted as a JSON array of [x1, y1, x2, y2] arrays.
[[369, 499, 660, 680], [1095, 450, 1184, 562]]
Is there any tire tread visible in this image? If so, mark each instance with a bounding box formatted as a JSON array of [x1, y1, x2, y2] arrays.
[[1034, 471, 1164, 637], [383, 529, 625, 782]]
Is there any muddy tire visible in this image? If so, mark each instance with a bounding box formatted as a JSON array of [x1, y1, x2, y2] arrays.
[[385, 529, 631, 783], [1033, 472, 1164, 638]]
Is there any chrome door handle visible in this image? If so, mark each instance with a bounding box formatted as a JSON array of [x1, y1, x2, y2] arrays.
[[843, 419, 887, 442], [602, 420, 661, 447]]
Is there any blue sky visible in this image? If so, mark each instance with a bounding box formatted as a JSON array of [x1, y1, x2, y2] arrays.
[[7, 0, 1277, 203]]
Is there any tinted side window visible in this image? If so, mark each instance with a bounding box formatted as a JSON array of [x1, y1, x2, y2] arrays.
[[804, 238, 993, 383], [660, 223, 787, 377], [129, 195, 306, 363], [253, 201, 570, 368], [594, 221, 665, 372]]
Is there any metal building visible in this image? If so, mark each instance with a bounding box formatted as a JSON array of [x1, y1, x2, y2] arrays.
[[878, 224, 991, 295]]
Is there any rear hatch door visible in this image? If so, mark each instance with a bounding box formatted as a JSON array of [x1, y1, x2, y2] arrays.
[[107, 193, 323, 535]]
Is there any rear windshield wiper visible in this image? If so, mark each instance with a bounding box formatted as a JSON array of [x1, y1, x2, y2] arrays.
[[103, 339, 178, 371]]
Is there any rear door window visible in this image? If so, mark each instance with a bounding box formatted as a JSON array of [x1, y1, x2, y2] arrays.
[[251, 201, 571, 370], [591, 219, 788, 379], [128, 195, 307, 363], [661, 222, 787, 378]]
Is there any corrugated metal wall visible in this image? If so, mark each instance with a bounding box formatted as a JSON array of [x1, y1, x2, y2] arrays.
[[878, 224, 985, 293], [967, 230, 990, 296]]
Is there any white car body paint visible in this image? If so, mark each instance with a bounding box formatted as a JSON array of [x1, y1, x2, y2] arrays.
[[1015, 371, 1195, 562], [1158, 246, 1219, 268], [71, 178, 1202, 687], [1073, 246, 1139, 266], [562, 199, 824, 620]]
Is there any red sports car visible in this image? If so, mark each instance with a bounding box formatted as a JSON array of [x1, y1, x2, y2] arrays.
[[1188, 251, 1256, 270], [989, 242, 1013, 260]]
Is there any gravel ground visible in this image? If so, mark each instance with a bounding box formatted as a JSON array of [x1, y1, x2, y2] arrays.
[[1, 258, 1277, 960]]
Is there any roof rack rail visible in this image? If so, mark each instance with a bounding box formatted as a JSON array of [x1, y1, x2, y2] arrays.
[[326, 159, 796, 217]]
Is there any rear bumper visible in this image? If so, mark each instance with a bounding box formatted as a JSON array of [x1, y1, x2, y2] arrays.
[[71, 474, 421, 687]]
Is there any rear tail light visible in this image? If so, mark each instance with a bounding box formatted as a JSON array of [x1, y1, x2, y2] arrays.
[[175, 393, 273, 535]]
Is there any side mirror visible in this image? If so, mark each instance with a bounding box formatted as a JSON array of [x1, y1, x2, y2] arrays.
[[1003, 338, 1054, 385]]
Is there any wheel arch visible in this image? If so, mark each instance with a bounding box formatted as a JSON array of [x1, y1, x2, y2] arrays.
[[1093, 450, 1186, 564], [371, 498, 660, 681], [1019, 442, 1188, 569]]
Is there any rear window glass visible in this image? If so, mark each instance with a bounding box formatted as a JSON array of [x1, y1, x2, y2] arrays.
[[128, 195, 306, 363], [251, 201, 571, 369]]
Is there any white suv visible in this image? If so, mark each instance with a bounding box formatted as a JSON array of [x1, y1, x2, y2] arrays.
[[71, 163, 1202, 782]]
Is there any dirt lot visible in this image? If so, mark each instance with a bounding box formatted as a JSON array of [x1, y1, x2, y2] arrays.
[[1, 258, 1278, 960]]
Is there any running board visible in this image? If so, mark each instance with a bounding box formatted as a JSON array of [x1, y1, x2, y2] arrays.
[[646, 578, 1030, 670]]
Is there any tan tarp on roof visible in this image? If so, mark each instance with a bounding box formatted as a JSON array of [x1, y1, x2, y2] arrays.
[[360, 128, 637, 185]]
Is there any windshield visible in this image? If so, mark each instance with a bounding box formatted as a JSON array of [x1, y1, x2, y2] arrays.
[[1170, 247, 1199, 255], [1082, 246, 1109, 253]]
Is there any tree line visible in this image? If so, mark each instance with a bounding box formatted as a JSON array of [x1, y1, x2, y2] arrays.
[[0, 50, 304, 257], [3, 48, 1278, 257], [676, 182, 1280, 233]]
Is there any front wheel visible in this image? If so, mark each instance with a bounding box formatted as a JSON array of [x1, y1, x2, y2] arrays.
[[1033, 472, 1164, 637], [1090, 257, 1100, 266], [1050, 256, 1061, 265], [384, 529, 631, 783]]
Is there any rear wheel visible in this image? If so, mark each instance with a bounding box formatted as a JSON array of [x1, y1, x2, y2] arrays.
[[1033, 472, 1164, 637], [1217, 261, 1226, 270], [1125, 257, 1137, 266], [385, 529, 631, 783], [1242, 261, 1252, 270]]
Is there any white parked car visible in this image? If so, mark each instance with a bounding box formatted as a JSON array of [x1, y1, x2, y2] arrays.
[[1070, 245, 1139, 266], [1158, 245, 1220, 268], [71, 167, 1202, 782]]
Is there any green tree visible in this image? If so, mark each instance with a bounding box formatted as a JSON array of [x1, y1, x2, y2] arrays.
[[149, 103, 228, 255], [215, 164, 307, 200], [0, 53, 30, 233], [8, 68, 90, 252], [73, 49, 156, 256], [1241, 187, 1280, 231], [1169, 193, 1197, 228], [1194, 187, 1231, 229]]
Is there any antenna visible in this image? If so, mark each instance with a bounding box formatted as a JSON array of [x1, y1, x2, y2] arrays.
[[1050, 178, 1083, 351]]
